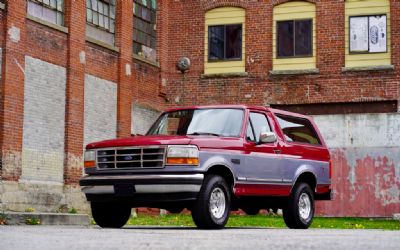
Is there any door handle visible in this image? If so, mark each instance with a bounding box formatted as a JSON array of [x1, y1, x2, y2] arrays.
[[273, 149, 281, 154]]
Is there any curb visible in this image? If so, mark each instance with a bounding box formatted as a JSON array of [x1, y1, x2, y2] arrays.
[[1, 212, 90, 226]]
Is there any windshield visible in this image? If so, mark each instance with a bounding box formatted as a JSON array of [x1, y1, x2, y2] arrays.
[[147, 109, 244, 137]]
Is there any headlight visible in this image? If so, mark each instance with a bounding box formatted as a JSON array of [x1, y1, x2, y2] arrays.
[[84, 150, 96, 168], [166, 145, 199, 166]]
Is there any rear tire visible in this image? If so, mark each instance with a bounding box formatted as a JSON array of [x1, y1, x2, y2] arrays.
[[192, 175, 231, 229], [91, 202, 131, 228], [283, 183, 314, 229]]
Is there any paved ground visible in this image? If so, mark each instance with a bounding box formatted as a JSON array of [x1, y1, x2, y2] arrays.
[[1, 226, 399, 250]]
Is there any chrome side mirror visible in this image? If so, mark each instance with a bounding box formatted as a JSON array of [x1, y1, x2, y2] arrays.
[[260, 132, 277, 143]]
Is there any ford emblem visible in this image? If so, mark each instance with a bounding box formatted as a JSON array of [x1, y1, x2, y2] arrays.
[[124, 156, 133, 161]]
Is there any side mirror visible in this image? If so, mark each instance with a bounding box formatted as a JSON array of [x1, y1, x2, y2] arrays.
[[260, 132, 277, 143]]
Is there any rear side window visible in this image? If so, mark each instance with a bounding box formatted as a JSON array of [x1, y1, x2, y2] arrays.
[[275, 114, 321, 145]]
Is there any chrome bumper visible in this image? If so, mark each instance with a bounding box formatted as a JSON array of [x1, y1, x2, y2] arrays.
[[80, 174, 204, 195]]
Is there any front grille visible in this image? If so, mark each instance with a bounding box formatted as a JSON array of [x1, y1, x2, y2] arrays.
[[96, 147, 166, 170]]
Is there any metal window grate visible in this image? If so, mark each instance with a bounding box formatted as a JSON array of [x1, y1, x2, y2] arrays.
[[96, 146, 166, 170]]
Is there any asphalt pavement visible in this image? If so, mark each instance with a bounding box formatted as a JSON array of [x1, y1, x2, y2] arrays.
[[1, 226, 399, 250]]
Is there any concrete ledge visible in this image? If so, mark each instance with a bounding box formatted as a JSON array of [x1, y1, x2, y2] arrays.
[[133, 54, 160, 68], [86, 36, 120, 53], [2, 212, 90, 226], [342, 65, 394, 72], [27, 14, 69, 34], [201, 72, 249, 79], [269, 68, 320, 76]]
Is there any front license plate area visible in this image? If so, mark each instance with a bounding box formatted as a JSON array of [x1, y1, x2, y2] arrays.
[[114, 184, 136, 196]]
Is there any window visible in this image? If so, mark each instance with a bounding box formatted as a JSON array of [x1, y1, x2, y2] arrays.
[[275, 115, 321, 145], [272, 1, 316, 71], [133, 0, 157, 62], [148, 109, 244, 137], [86, 0, 115, 45], [27, 0, 64, 26], [247, 113, 272, 143], [86, 0, 115, 33], [277, 19, 312, 58], [345, 0, 391, 68], [208, 24, 242, 61], [349, 15, 387, 53]]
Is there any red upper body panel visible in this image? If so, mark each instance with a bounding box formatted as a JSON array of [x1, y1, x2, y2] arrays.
[[86, 105, 329, 162]]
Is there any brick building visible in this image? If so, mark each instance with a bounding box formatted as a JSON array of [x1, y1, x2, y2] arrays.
[[0, 0, 399, 217]]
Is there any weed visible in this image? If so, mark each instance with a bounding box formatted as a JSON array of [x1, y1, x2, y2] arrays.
[[0, 213, 7, 225], [25, 217, 40, 225], [68, 208, 78, 214], [25, 208, 35, 213]]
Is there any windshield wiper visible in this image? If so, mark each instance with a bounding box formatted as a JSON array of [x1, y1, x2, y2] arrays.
[[187, 132, 221, 137]]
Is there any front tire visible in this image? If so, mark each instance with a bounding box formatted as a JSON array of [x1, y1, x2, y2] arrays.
[[283, 183, 314, 229], [91, 202, 131, 228], [192, 175, 231, 229]]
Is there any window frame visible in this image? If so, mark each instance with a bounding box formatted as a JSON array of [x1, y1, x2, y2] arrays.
[[348, 14, 388, 54], [246, 112, 273, 144], [86, 0, 116, 34], [133, 0, 157, 59], [275, 114, 322, 146], [276, 19, 313, 59], [27, 0, 65, 26], [208, 23, 243, 62]]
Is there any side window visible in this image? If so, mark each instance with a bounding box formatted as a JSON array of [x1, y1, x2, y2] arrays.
[[248, 112, 271, 143], [275, 114, 321, 145]]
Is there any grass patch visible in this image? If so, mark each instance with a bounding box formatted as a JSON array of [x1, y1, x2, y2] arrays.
[[127, 214, 400, 230]]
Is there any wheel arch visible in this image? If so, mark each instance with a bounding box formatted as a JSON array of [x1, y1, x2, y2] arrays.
[[206, 164, 235, 189], [292, 171, 317, 193]]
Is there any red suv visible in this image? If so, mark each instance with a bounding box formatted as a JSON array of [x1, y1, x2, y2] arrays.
[[80, 105, 331, 229]]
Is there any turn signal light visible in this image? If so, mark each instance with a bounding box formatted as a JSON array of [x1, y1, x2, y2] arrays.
[[84, 161, 96, 168], [167, 157, 199, 165]]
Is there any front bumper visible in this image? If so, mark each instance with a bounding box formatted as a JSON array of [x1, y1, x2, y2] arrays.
[[80, 174, 204, 203]]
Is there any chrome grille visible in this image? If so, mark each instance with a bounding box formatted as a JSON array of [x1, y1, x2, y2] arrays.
[[96, 147, 166, 170]]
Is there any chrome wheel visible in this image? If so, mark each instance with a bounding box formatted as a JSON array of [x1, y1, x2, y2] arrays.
[[298, 193, 311, 220], [209, 187, 226, 219]]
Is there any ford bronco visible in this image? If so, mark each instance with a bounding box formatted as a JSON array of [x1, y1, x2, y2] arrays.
[[80, 105, 331, 229]]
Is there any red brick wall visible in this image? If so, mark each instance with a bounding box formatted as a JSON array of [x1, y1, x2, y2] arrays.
[[0, 1, 166, 184], [0, 0, 27, 181], [25, 20, 68, 67], [164, 0, 399, 109]]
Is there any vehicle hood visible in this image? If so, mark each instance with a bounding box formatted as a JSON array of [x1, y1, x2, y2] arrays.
[[86, 135, 193, 149], [85, 135, 244, 150]]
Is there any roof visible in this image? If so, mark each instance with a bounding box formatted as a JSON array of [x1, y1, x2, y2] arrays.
[[164, 104, 267, 112], [164, 105, 311, 119]]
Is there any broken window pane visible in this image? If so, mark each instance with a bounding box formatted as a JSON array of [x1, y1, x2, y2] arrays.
[[133, 0, 157, 61]]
